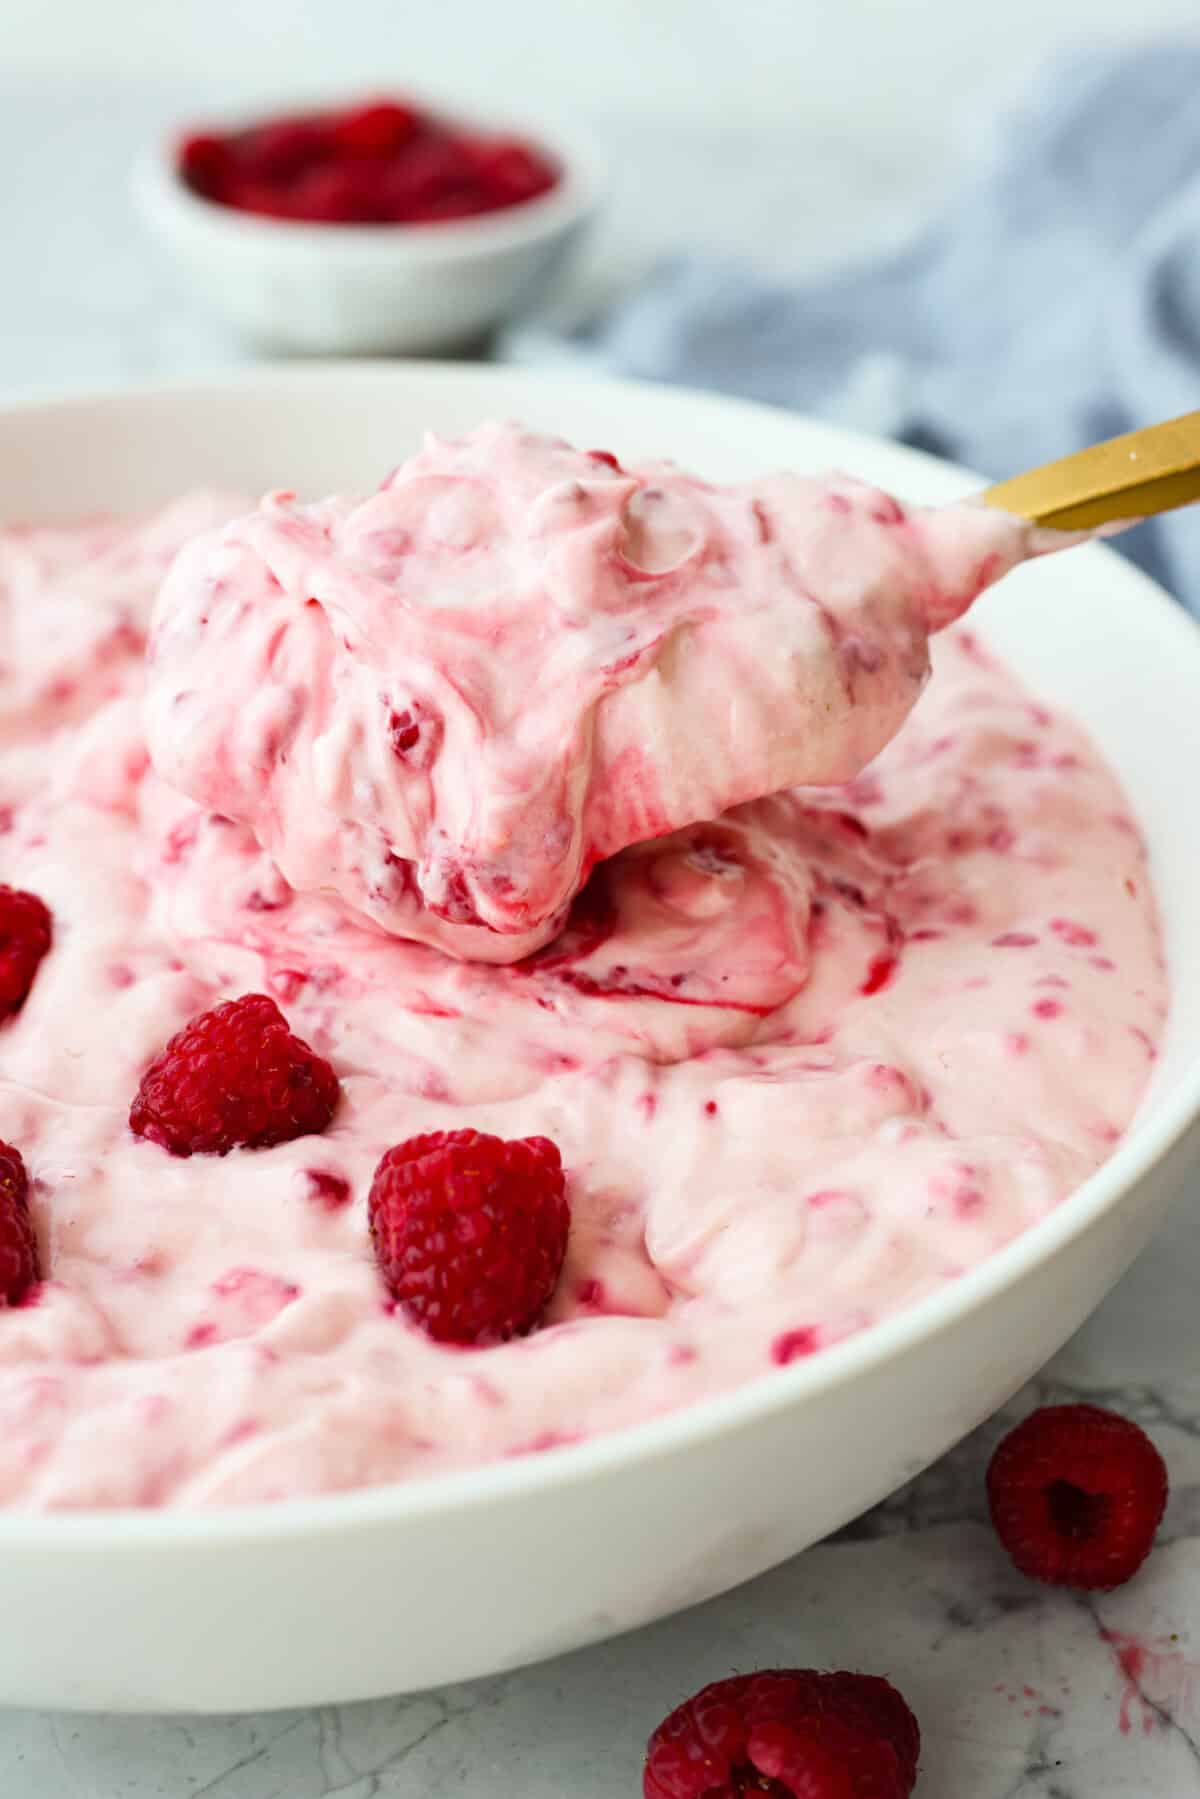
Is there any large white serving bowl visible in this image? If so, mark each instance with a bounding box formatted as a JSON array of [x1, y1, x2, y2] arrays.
[[0, 365, 1197, 1714]]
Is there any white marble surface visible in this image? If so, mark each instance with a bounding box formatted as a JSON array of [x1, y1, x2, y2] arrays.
[[1, 72, 1200, 1798]]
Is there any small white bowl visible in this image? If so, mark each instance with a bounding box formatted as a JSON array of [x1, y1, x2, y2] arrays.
[[132, 106, 603, 356]]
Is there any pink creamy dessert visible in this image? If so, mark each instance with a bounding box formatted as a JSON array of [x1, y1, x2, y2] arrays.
[[146, 424, 1038, 961], [0, 426, 1165, 1508]]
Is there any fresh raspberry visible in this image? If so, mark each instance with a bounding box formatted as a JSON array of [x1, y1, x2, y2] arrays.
[[465, 136, 557, 206], [0, 885, 52, 1021], [368, 1130, 569, 1345], [234, 115, 329, 182], [0, 1141, 40, 1305], [375, 135, 477, 221], [130, 993, 339, 1157], [331, 99, 422, 158], [220, 180, 302, 222], [400, 190, 494, 224], [643, 1670, 919, 1799], [287, 163, 383, 225], [178, 132, 230, 200], [178, 100, 559, 226], [986, 1402, 1167, 1589], [746, 1717, 892, 1799]]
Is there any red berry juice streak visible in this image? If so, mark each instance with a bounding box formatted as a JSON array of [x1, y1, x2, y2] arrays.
[[1099, 1629, 1200, 1737]]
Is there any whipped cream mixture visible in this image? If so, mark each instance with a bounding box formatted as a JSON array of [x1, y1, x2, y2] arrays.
[[0, 428, 1164, 1508], [146, 425, 1038, 961]]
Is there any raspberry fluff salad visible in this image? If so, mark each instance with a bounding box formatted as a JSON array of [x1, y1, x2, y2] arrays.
[[0, 423, 1164, 1508]]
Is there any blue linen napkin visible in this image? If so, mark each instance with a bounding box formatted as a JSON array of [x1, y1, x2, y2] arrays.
[[511, 43, 1200, 611]]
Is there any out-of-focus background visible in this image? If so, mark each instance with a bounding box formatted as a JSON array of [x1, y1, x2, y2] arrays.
[[11, 0, 1195, 124], [1, 0, 1197, 382]]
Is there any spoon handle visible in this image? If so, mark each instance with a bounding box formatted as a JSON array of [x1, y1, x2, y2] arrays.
[[982, 411, 1200, 531]]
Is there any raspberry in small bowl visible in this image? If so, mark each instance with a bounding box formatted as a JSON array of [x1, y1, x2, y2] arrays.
[[132, 92, 602, 354]]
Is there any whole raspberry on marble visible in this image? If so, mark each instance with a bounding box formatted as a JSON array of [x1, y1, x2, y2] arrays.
[[368, 1130, 568, 1345], [0, 1141, 40, 1305], [643, 1669, 919, 1799], [0, 885, 52, 1020], [986, 1402, 1167, 1590], [130, 993, 339, 1157]]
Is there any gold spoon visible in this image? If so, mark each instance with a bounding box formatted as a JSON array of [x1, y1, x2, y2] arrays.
[[982, 410, 1200, 531]]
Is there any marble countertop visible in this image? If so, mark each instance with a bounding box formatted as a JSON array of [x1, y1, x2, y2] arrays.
[[2, 75, 1199, 1799]]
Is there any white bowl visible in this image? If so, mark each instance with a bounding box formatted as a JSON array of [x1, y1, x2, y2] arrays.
[[131, 109, 603, 355], [0, 364, 1198, 1714]]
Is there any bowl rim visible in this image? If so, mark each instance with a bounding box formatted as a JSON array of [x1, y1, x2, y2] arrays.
[[2, 360, 1199, 1547], [132, 93, 605, 261]]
